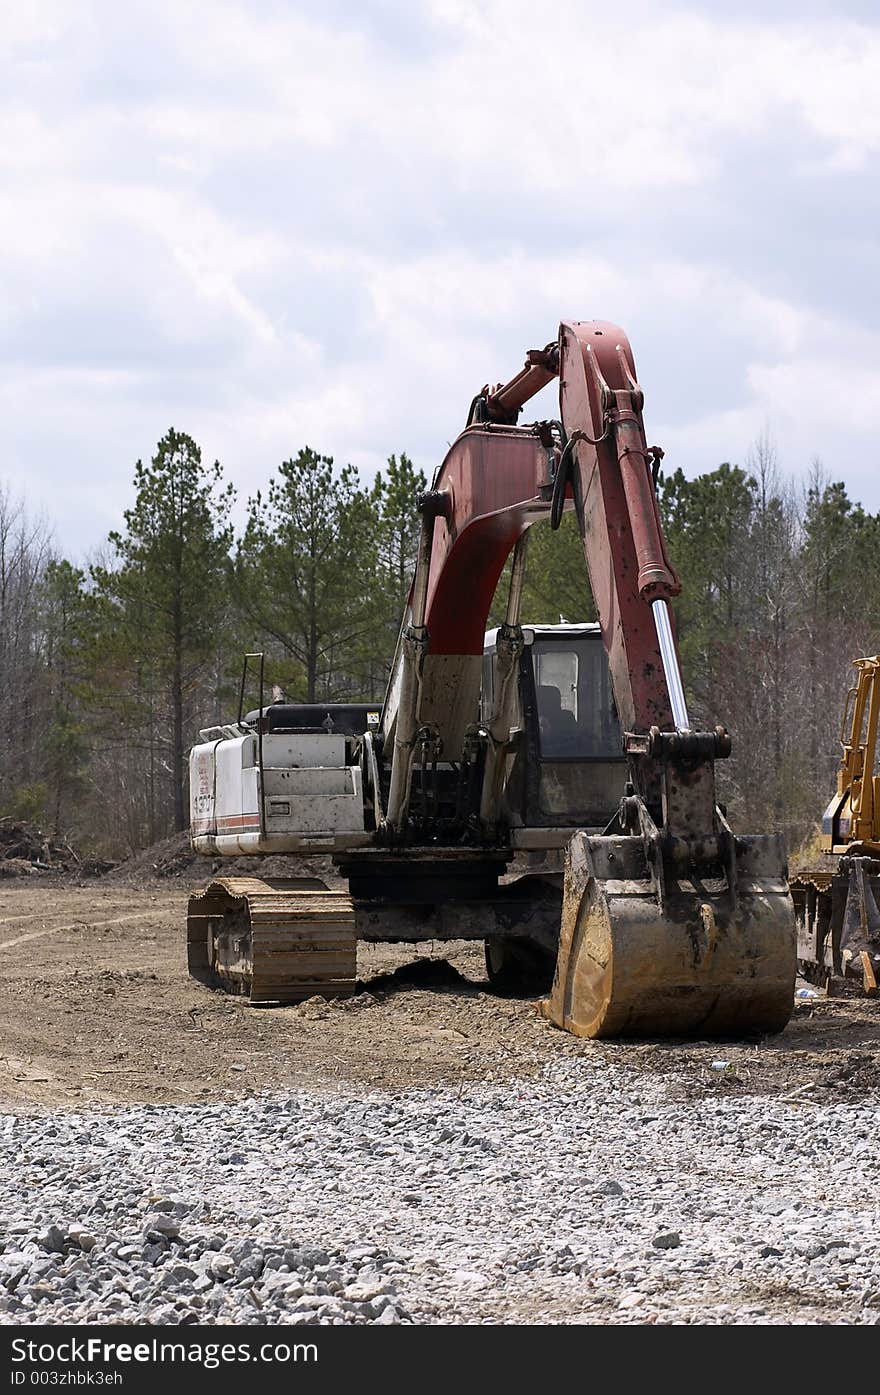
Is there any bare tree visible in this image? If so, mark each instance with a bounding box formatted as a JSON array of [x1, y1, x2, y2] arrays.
[[0, 484, 53, 815]]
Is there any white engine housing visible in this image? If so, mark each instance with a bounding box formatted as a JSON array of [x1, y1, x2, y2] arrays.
[[189, 730, 367, 854]]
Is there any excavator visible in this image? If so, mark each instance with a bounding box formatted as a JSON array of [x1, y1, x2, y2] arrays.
[[791, 656, 880, 995], [186, 319, 797, 1038]]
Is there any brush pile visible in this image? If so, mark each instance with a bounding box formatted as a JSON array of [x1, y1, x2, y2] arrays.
[[0, 818, 112, 878]]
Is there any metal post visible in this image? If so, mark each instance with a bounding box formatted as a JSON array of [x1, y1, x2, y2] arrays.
[[257, 651, 266, 838], [237, 652, 267, 833]]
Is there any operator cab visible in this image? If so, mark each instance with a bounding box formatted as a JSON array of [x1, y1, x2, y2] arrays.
[[483, 622, 626, 832]]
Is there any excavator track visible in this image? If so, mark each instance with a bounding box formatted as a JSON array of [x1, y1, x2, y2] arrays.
[[186, 877, 357, 1004]]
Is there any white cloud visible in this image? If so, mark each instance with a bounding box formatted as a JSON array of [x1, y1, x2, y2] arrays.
[[129, 1, 880, 189], [1, 0, 880, 556]]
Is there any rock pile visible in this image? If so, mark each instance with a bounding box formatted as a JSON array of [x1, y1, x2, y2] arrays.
[[0, 1203, 410, 1326]]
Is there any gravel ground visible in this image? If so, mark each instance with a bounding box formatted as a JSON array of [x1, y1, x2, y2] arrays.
[[2, 1056, 879, 1326]]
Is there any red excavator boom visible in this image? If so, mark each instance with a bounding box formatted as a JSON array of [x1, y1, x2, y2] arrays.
[[414, 321, 680, 740]]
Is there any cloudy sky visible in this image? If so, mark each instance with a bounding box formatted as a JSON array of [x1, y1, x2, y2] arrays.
[[3, 0, 880, 557]]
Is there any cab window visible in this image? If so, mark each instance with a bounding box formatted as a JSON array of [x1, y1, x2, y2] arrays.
[[533, 639, 621, 759]]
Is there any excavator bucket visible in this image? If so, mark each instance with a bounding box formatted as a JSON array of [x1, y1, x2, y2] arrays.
[[540, 830, 797, 1038]]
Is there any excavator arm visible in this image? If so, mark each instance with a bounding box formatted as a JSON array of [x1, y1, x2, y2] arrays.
[[823, 656, 880, 854], [383, 321, 705, 822], [380, 319, 796, 1036]]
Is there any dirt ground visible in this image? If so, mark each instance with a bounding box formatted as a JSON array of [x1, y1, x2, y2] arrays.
[[1, 879, 878, 1111]]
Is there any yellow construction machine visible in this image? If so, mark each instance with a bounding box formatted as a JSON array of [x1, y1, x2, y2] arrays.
[[791, 656, 880, 995]]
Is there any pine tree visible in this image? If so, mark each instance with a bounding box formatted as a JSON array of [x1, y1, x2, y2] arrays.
[[235, 448, 378, 703], [91, 429, 235, 833], [40, 560, 90, 836], [369, 452, 428, 685]]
